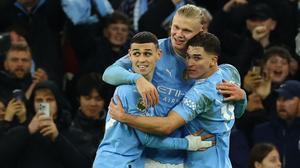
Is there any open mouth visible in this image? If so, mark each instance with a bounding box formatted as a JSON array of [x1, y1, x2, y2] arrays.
[[174, 37, 185, 45], [137, 65, 148, 71]]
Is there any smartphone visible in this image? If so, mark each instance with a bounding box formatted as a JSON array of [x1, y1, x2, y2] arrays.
[[251, 66, 261, 76], [12, 89, 24, 101], [39, 103, 50, 117]]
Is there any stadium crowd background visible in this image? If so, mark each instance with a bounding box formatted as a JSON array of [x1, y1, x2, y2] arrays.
[[0, 0, 299, 167]]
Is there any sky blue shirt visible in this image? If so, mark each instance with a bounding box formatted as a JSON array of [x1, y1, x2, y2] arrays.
[[93, 85, 191, 168], [102, 38, 194, 164], [173, 64, 247, 168]]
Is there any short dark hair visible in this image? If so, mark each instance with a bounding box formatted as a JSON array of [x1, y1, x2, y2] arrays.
[[77, 73, 106, 99], [103, 11, 130, 28], [249, 143, 278, 168], [187, 32, 221, 56], [263, 46, 292, 65], [130, 31, 159, 48], [6, 44, 32, 59]]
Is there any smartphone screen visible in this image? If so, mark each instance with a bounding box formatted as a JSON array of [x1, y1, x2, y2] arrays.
[[39, 103, 50, 117], [12, 89, 23, 101], [251, 66, 261, 76]]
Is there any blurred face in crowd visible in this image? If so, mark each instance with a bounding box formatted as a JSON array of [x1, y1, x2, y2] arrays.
[[0, 101, 5, 121], [129, 42, 161, 81], [263, 55, 289, 83], [186, 46, 217, 79], [34, 89, 58, 119], [276, 96, 300, 121], [4, 50, 32, 79], [255, 149, 281, 168], [104, 22, 129, 46], [246, 18, 276, 35], [170, 13, 203, 55], [80, 89, 105, 120]]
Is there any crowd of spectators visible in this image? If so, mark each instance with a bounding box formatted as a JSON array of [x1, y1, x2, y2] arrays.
[[0, 0, 299, 167]]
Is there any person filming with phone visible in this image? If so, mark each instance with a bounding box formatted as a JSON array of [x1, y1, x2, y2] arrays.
[[0, 81, 88, 168], [237, 46, 294, 146]]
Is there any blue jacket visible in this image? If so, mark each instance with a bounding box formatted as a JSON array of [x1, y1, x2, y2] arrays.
[[253, 117, 300, 168]]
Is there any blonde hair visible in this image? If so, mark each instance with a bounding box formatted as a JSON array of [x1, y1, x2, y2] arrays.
[[176, 4, 204, 24]]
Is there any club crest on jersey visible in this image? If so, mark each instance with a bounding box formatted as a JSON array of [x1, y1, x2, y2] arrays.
[[136, 98, 146, 112]]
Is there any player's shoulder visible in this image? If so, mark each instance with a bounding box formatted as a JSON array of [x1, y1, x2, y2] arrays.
[[158, 38, 168, 44], [219, 64, 241, 84], [219, 64, 239, 74], [115, 85, 138, 98]]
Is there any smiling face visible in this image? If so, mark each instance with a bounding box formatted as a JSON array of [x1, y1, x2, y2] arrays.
[[263, 55, 289, 83], [170, 14, 203, 55], [186, 46, 218, 79], [104, 22, 129, 46], [129, 43, 161, 80]]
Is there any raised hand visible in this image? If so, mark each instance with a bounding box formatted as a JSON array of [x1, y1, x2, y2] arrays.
[[217, 80, 246, 101], [39, 115, 59, 142], [109, 96, 127, 122], [4, 99, 26, 123]]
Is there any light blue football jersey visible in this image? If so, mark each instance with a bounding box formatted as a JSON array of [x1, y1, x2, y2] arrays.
[[102, 38, 194, 164], [93, 85, 191, 168], [173, 64, 247, 168]]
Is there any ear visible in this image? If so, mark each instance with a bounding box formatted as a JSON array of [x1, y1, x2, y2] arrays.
[[128, 49, 132, 60], [157, 49, 162, 60], [4, 60, 8, 71], [210, 55, 218, 67], [270, 20, 277, 31], [254, 161, 262, 168]]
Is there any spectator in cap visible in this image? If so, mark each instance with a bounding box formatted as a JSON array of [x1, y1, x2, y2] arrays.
[[253, 80, 300, 168], [210, 1, 286, 78], [245, 3, 277, 48]]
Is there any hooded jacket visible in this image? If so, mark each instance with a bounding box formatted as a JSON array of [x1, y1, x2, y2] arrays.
[[0, 81, 88, 168]]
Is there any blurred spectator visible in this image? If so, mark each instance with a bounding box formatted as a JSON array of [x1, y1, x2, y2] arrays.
[[62, 0, 113, 25], [0, 98, 6, 121], [247, 46, 292, 115], [210, 1, 295, 78], [81, 11, 131, 74], [67, 73, 106, 167], [253, 80, 300, 168], [249, 143, 281, 168], [0, 25, 28, 70], [3, 98, 27, 125], [243, 46, 292, 95], [0, 45, 48, 102], [0, 80, 88, 168], [0, 0, 66, 85], [237, 46, 293, 146], [199, 6, 213, 33], [138, 0, 195, 38]]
